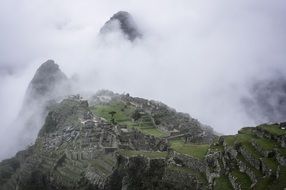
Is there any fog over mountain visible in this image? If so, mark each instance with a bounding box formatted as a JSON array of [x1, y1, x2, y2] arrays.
[[1, 0, 286, 160]]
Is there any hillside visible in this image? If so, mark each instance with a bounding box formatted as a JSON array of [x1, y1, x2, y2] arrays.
[[209, 123, 286, 189], [0, 90, 285, 189], [0, 92, 214, 190]]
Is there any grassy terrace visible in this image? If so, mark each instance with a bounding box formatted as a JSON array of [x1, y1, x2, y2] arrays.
[[223, 135, 236, 146], [255, 167, 286, 189], [210, 143, 224, 152], [118, 149, 168, 159], [261, 157, 278, 171], [243, 142, 261, 159], [271, 166, 286, 189], [231, 170, 252, 190], [238, 127, 255, 135], [167, 165, 207, 183], [90, 101, 168, 138], [223, 133, 254, 146], [89, 159, 111, 176], [214, 176, 233, 190], [169, 139, 209, 159], [254, 137, 286, 155], [236, 133, 255, 144], [254, 138, 277, 150], [91, 101, 134, 123], [236, 153, 262, 178], [258, 124, 286, 136], [254, 177, 272, 189]]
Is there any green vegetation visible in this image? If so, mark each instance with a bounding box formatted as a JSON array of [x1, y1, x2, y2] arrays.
[[243, 142, 261, 159], [39, 99, 85, 135], [214, 176, 233, 190], [258, 124, 286, 136], [170, 139, 209, 159], [238, 127, 254, 135], [236, 154, 262, 177], [90, 159, 111, 176], [254, 168, 286, 190], [90, 101, 168, 137], [223, 135, 236, 146], [137, 127, 168, 137], [271, 166, 286, 189], [236, 133, 254, 143], [91, 101, 134, 123], [167, 165, 207, 183], [261, 157, 278, 171], [0, 158, 20, 185], [254, 177, 272, 189], [209, 143, 224, 152], [118, 149, 167, 159], [231, 170, 252, 189], [254, 137, 277, 150]]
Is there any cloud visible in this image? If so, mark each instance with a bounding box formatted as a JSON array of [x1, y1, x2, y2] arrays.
[[1, 0, 286, 159]]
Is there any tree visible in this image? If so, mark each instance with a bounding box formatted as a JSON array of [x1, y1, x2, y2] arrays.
[[108, 111, 117, 124]]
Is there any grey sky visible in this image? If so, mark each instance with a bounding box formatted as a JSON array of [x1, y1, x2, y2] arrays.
[[1, 0, 286, 159]]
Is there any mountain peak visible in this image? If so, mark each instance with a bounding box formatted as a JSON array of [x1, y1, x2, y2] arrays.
[[100, 11, 142, 41], [25, 60, 69, 103], [36, 59, 59, 73]]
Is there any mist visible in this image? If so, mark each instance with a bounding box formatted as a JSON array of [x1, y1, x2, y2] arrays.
[[1, 0, 286, 160]]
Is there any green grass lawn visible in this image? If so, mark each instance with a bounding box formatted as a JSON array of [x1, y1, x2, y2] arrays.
[[91, 101, 134, 123], [118, 149, 167, 159], [137, 127, 168, 138], [214, 176, 233, 190], [91, 101, 168, 138], [170, 139, 209, 159]]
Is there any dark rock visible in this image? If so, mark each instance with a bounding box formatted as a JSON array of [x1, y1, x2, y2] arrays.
[[25, 59, 70, 103], [100, 11, 142, 41]]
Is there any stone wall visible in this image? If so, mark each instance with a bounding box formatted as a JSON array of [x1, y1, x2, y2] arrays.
[[239, 147, 261, 170], [170, 150, 206, 172]]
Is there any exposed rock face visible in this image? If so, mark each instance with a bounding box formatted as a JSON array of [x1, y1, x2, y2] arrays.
[[4, 60, 70, 160], [1, 91, 286, 189], [207, 125, 286, 189], [24, 59, 69, 104], [100, 11, 142, 41], [0, 93, 215, 190]]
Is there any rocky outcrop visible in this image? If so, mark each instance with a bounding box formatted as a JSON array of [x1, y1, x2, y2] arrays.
[[100, 11, 142, 41], [170, 150, 206, 173], [24, 60, 69, 104]]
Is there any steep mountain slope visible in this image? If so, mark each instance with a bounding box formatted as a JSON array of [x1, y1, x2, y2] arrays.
[[2, 58, 286, 189], [100, 11, 142, 41], [4, 60, 71, 160], [24, 59, 69, 104], [209, 123, 286, 189], [0, 91, 216, 189], [1, 88, 285, 189]]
